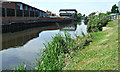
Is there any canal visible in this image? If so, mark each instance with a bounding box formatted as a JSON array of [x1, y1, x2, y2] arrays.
[[1, 21, 87, 70]]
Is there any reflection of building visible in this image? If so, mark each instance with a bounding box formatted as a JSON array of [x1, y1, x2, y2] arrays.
[[118, 1, 120, 12], [59, 9, 77, 20], [2, 28, 41, 50], [1, 1, 47, 24], [60, 23, 77, 31], [46, 10, 52, 17], [2, 22, 75, 50]]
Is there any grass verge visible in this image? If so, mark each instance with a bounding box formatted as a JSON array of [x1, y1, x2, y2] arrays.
[[63, 20, 119, 70]]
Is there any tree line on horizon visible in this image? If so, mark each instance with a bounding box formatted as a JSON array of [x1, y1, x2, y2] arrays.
[[77, 4, 119, 20]]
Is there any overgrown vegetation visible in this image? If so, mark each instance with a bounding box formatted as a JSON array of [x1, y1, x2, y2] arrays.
[[12, 32, 92, 71], [87, 14, 109, 32], [77, 13, 82, 25], [64, 20, 119, 70], [36, 32, 92, 70]]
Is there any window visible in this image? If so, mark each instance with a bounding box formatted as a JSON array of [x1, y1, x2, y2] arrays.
[[25, 6, 27, 10], [33, 8, 34, 11], [2, 8, 5, 17], [7, 8, 15, 17], [24, 10, 29, 17], [29, 7, 32, 11], [16, 3, 23, 10], [16, 9, 23, 17], [30, 11, 34, 17], [39, 11, 42, 17], [44, 13, 46, 16], [60, 11, 66, 13], [36, 9, 38, 12], [35, 12, 38, 17]]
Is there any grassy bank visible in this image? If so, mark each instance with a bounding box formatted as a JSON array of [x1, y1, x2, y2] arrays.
[[12, 20, 119, 70], [63, 20, 119, 70]]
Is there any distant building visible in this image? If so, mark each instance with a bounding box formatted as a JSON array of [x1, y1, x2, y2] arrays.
[[59, 9, 77, 20], [46, 10, 52, 17], [118, 1, 120, 12], [46, 10, 56, 17], [109, 13, 120, 20]]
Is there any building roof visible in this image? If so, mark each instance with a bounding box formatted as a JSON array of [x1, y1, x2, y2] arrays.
[[2, 1, 47, 12], [110, 13, 118, 15], [59, 9, 77, 12]]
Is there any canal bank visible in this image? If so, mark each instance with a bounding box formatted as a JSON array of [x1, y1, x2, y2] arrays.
[[10, 20, 118, 70], [63, 20, 119, 70], [2, 19, 118, 70], [2, 18, 73, 33]]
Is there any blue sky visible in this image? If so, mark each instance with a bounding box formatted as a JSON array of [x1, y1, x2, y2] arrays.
[[5, 0, 119, 16]]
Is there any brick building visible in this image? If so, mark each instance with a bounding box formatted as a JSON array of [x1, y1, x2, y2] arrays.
[[1, 1, 47, 25]]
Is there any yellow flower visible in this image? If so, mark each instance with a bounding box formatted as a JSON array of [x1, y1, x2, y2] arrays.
[[98, 61, 100, 62]]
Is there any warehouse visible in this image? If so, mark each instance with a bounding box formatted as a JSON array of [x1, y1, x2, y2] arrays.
[[1, 1, 46, 24]]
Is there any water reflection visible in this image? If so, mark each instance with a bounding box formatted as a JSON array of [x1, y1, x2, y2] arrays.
[[1, 21, 87, 70], [2, 23, 76, 50], [2, 29, 41, 50], [60, 23, 77, 31]]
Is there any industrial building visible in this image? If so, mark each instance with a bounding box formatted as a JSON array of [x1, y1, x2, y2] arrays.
[[1, 1, 75, 33], [1, 1, 47, 24], [59, 9, 77, 20]]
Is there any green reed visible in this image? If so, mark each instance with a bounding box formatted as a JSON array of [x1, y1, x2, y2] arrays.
[[12, 32, 92, 71]]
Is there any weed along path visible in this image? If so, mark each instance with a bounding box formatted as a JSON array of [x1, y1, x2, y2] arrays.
[[63, 20, 119, 70]]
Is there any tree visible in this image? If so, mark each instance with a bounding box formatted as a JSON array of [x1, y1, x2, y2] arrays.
[[88, 12, 96, 18], [99, 13, 106, 16], [77, 13, 82, 21], [91, 12, 96, 15], [106, 11, 111, 15], [88, 12, 96, 16], [83, 14, 85, 17], [111, 4, 119, 13]]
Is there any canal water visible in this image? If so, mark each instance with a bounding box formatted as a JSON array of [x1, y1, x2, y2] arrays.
[[1, 21, 87, 70]]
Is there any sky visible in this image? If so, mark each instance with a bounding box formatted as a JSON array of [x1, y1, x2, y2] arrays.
[[3, 0, 120, 16]]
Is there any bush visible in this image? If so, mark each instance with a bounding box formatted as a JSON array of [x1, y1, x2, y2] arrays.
[[36, 33, 65, 70], [87, 14, 109, 33], [36, 32, 92, 70]]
